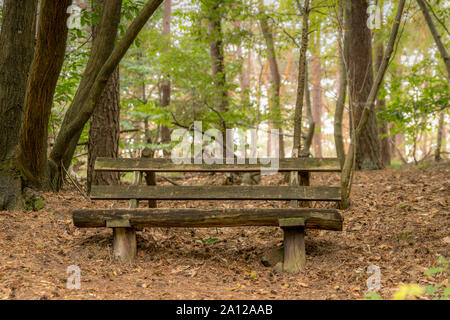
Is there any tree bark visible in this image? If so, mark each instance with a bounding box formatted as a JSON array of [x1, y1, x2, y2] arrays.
[[17, 0, 71, 190], [87, 0, 121, 193], [341, 0, 406, 208], [87, 66, 120, 192], [348, 0, 382, 170], [0, 0, 38, 210]]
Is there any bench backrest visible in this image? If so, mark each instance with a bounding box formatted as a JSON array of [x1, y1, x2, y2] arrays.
[[95, 157, 341, 172], [91, 157, 342, 202]]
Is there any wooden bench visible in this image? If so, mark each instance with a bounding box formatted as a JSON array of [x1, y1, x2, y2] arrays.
[[73, 157, 343, 273]]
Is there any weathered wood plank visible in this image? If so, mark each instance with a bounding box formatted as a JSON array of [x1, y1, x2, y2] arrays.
[[94, 157, 341, 172], [282, 226, 306, 273], [73, 208, 343, 231], [112, 227, 136, 263], [90, 185, 341, 201], [279, 217, 305, 227]]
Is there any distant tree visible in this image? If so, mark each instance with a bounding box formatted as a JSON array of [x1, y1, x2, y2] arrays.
[[373, 5, 391, 167], [206, 0, 229, 155], [159, 0, 172, 152], [334, 0, 350, 168], [259, 1, 284, 158], [310, 13, 323, 158]]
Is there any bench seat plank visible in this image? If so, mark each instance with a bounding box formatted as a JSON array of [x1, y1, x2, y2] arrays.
[[90, 185, 341, 201], [94, 157, 341, 172], [73, 208, 343, 231]]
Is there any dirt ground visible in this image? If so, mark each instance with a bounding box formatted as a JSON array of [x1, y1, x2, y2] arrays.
[[0, 161, 448, 300]]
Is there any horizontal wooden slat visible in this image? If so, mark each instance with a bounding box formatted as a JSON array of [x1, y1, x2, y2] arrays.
[[73, 208, 343, 231], [90, 185, 341, 201], [95, 157, 341, 172]]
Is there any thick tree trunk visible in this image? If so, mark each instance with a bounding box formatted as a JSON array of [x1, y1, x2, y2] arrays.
[[348, 0, 382, 170], [87, 0, 121, 193], [160, 0, 172, 152], [341, 0, 406, 208], [0, 0, 38, 210], [17, 0, 71, 190], [87, 65, 120, 192]]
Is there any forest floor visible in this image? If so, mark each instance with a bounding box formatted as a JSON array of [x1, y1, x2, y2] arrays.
[[0, 161, 448, 300]]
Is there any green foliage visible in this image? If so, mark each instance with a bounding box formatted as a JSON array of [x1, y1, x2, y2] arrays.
[[378, 56, 450, 161], [119, 0, 261, 155], [364, 292, 383, 300], [24, 194, 46, 212], [423, 256, 449, 300]]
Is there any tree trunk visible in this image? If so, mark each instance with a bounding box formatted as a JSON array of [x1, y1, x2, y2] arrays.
[[341, 0, 406, 208], [290, 0, 310, 204], [160, 0, 172, 153], [311, 51, 323, 158], [87, 65, 120, 192], [286, 0, 310, 273], [49, 0, 123, 190], [17, 0, 71, 190], [374, 15, 391, 167], [259, 6, 284, 158], [416, 0, 450, 77], [348, 0, 382, 170], [435, 112, 445, 162], [310, 18, 323, 158], [0, 0, 38, 210], [208, 0, 228, 156], [292, 1, 310, 156], [334, 0, 349, 168], [302, 62, 315, 156], [87, 0, 121, 193]]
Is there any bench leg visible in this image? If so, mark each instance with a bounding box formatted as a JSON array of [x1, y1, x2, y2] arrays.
[[112, 227, 136, 263], [282, 226, 306, 273]]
